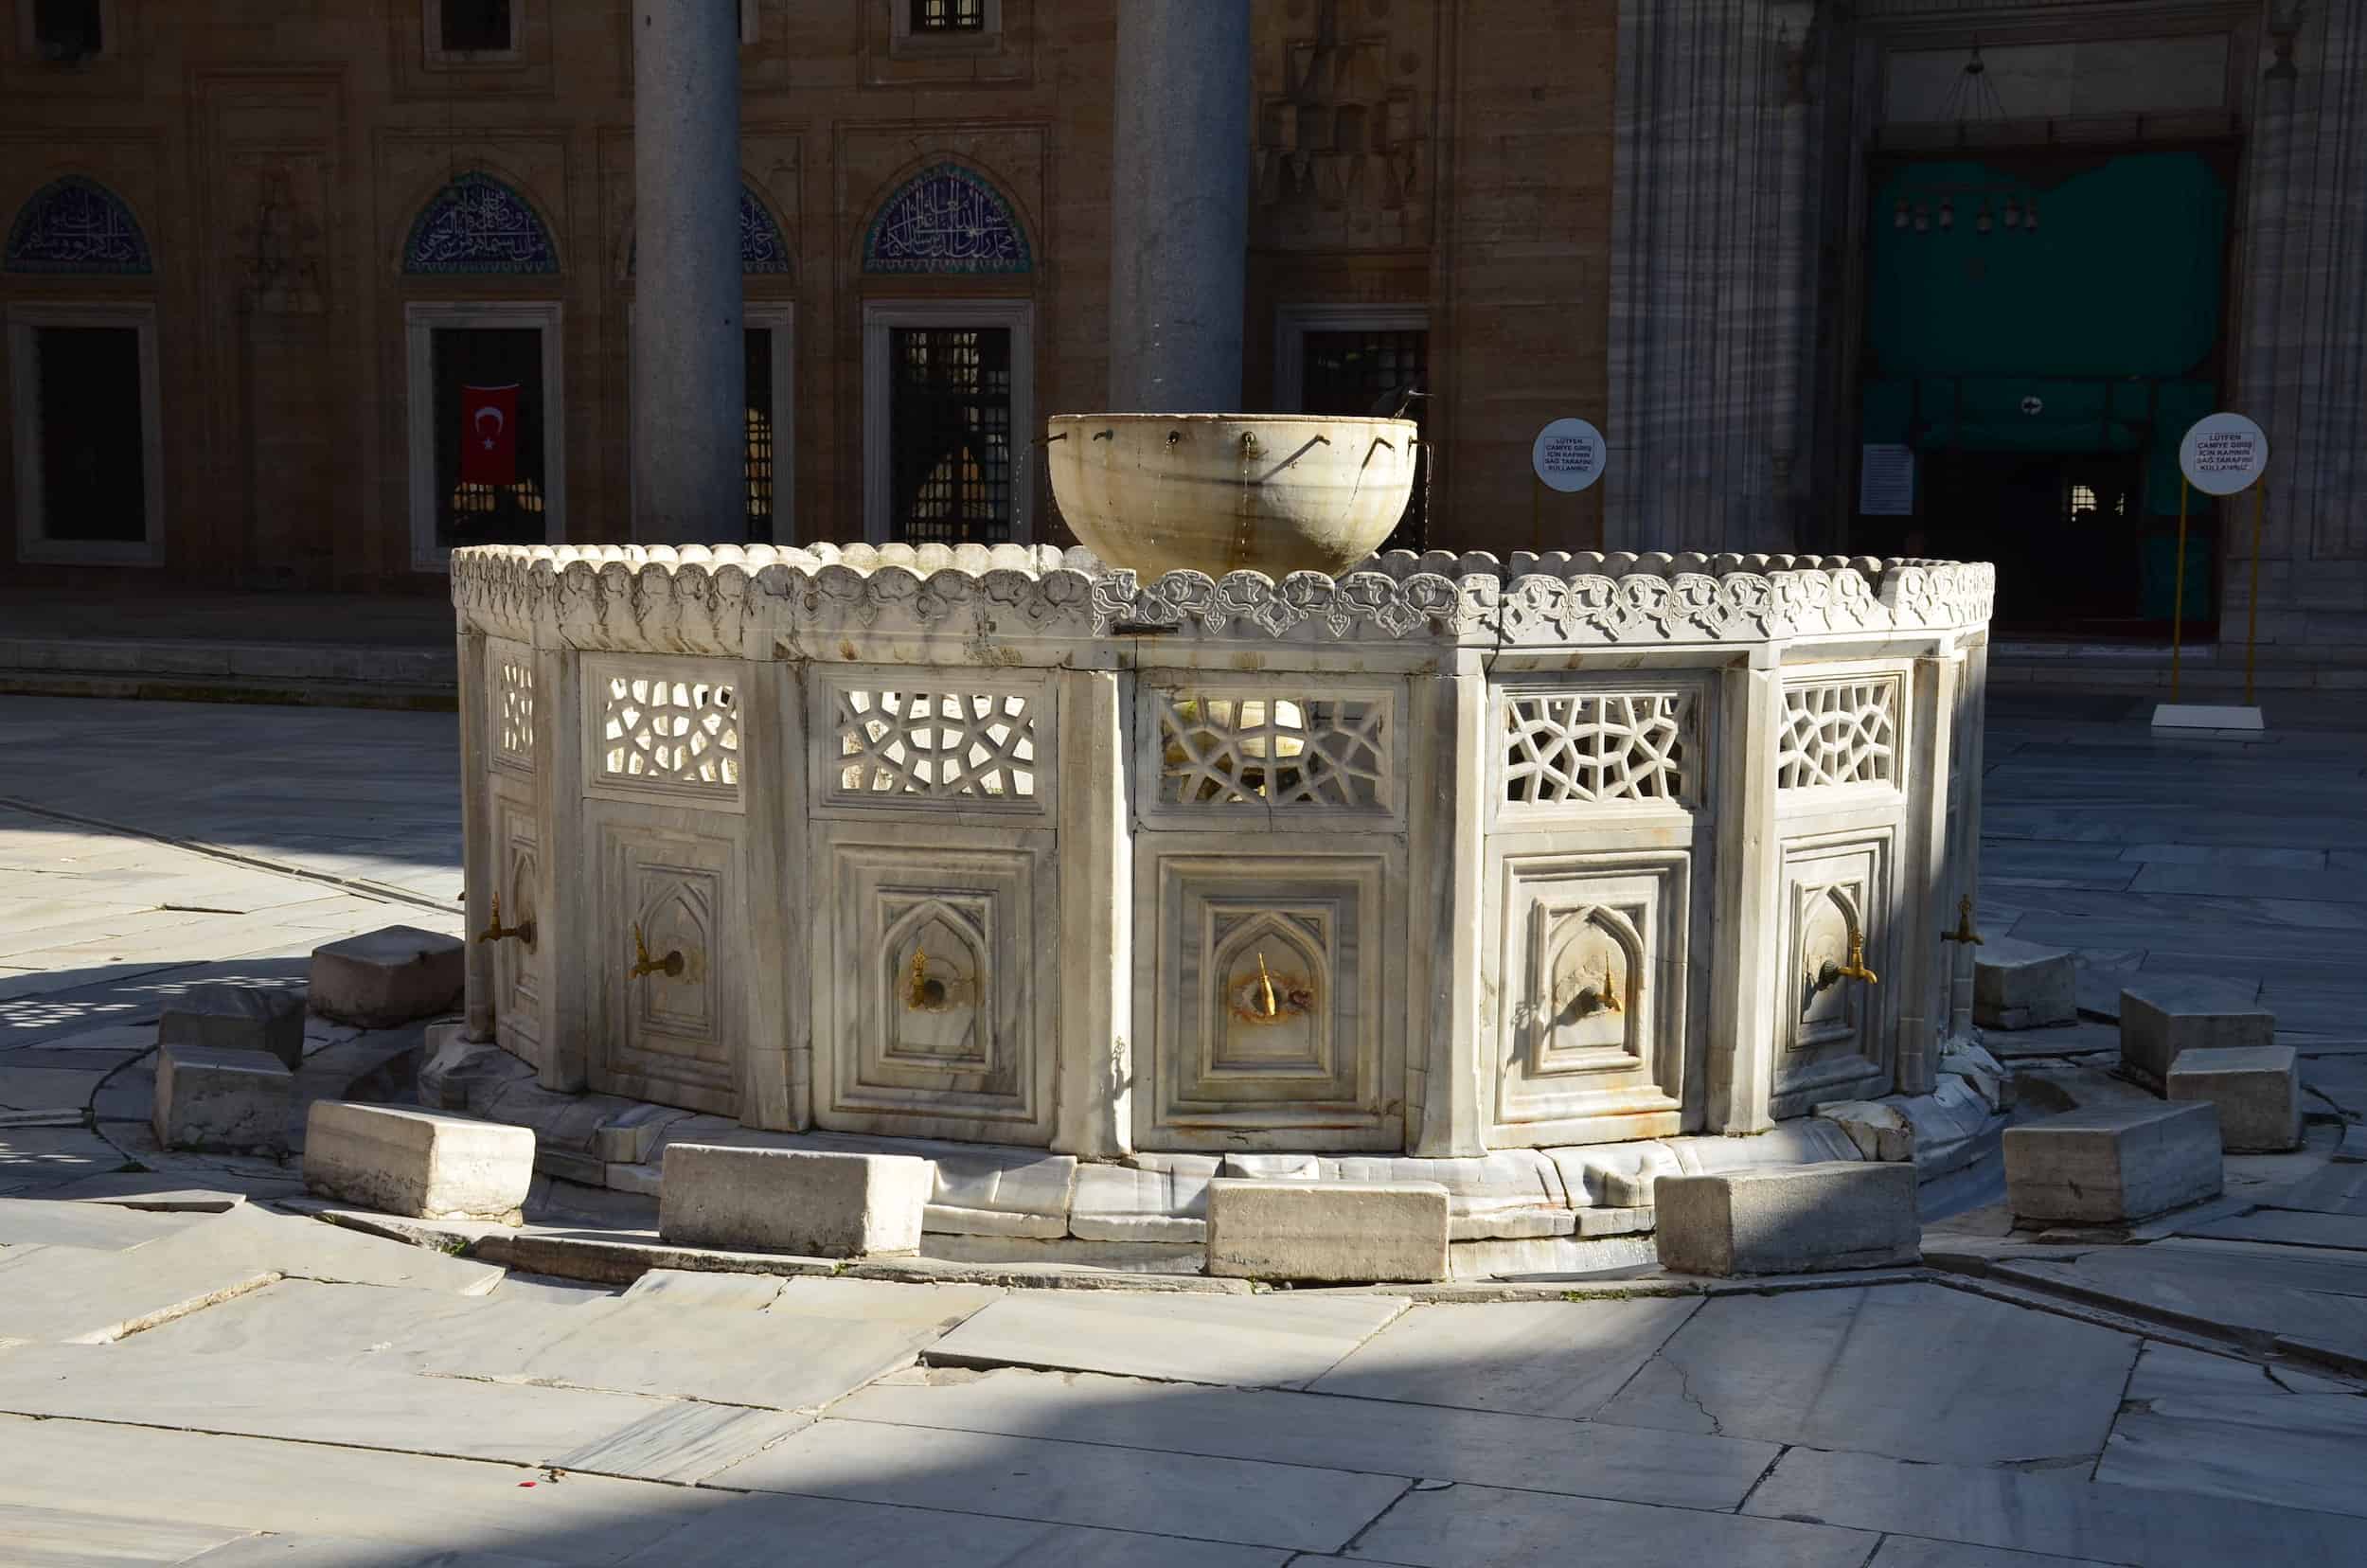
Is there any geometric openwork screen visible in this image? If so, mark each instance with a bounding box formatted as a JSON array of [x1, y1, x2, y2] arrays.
[[830, 687, 1037, 803], [1504, 691, 1692, 806], [1155, 690, 1389, 809], [599, 675, 739, 789], [1776, 678, 1898, 790]]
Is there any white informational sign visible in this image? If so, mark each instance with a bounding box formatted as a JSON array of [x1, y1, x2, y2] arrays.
[[2178, 412, 2269, 496], [1531, 418, 1607, 493], [1859, 444, 1915, 516]]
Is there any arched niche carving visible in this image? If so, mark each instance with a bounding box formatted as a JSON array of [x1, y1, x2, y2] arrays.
[[881, 897, 990, 1068], [1208, 910, 1330, 1075], [402, 171, 560, 276], [1536, 901, 1646, 1071], [862, 162, 1031, 275], [5, 175, 151, 275]]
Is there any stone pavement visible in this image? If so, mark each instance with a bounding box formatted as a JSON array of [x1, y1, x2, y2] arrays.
[[1, 688, 2366, 1565]]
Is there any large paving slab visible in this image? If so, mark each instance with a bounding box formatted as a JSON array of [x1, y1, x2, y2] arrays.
[[0, 1238, 278, 1345], [0, 1503, 252, 1567], [1994, 1253, 2367, 1364], [2182, 1207, 2367, 1250], [175, 1532, 567, 1566], [183, 1202, 506, 1294], [0, 1125, 126, 1196], [0, 1194, 198, 1250], [840, 1365, 1781, 1512], [1308, 1296, 1700, 1418], [2097, 1391, 2367, 1516], [1862, 1541, 2133, 1567], [1742, 1443, 2363, 1567], [922, 1288, 1407, 1386], [1344, 1482, 1878, 1568], [0, 1413, 713, 1563], [2263, 1160, 2367, 1216], [1594, 1283, 2138, 1466], [710, 1417, 1409, 1554]]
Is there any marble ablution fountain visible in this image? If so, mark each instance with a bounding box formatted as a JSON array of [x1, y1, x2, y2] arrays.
[[447, 413, 1996, 1258]]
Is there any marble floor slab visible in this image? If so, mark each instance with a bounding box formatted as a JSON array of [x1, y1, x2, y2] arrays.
[[0, 1196, 195, 1250], [2123, 1342, 2307, 1399], [1742, 1445, 2361, 1567], [1307, 1296, 1700, 1419], [178, 1533, 565, 1567], [2097, 1392, 2367, 1515], [707, 1418, 1409, 1553], [1344, 1482, 1878, 1568], [0, 1502, 250, 1567], [0, 1126, 137, 1197], [923, 1290, 1407, 1386], [612, 1492, 1292, 1568], [2183, 1208, 2367, 1250], [1862, 1541, 2119, 1568], [0, 1238, 277, 1344], [1593, 1284, 2138, 1467], [836, 1364, 1780, 1512]]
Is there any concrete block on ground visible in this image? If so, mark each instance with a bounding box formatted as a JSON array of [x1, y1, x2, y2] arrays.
[[1205, 1179, 1450, 1283], [157, 985, 305, 1071], [2003, 1101, 2224, 1224], [1973, 937, 2077, 1030], [2120, 978, 2274, 1088], [302, 1101, 533, 1222], [307, 926, 464, 1029], [1653, 1162, 1919, 1277], [2167, 1045, 2304, 1153], [657, 1144, 931, 1257], [152, 1044, 294, 1156]]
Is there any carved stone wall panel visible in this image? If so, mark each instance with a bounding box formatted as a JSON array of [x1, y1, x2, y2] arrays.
[[1136, 848, 1400, 1150], [1493, 682, 1703, 819], [1138, 678, 1404, 830], [490, 776, 543, 1061], [1777, 673, 1904, 792], [581, 654, 743, 811], [593, 811, 744, 1115], [1489, 849, 1694, 1147], [811, 668, 1054, 819], [819, 837, 1054, 1143], [1252, 0, 1439, 250], [1771, 827, 1897, 1118]]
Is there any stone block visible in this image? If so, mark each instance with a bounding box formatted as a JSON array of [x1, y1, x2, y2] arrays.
[[1813, 1099, 1913, 1163], [1653, 1162, 1919, 1277], [307, 926, 465, 1029], [1205, 1179, 1450, 1283], [1069, 1160, 1212, 1241], [2119, 978, 2275, 1088], [302, 1102, 533, 1221], [156, 985, 305, 1072], [151, 1044, 294, 1156], [1938, 1039, 2015, 1112], [657, 1144, 931, 1257], [2003, 1101, 2224, 1224], [2167, 1045, 2304, 1153], [1972, 938, 2077, 1030], [1547, 1141, 1682, 1207]]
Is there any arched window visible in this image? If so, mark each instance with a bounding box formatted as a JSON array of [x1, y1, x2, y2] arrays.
[[401, 172, 559, 275], [863, 163, 1030, 275], [5, 176, 151, 275]]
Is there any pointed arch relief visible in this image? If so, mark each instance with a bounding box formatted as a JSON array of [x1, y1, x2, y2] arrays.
[[1208, 910, 1331, 1077], [632, 878, 714, 1038], [402, 172, 560, 276], [881, 897, 991, 1069], [1534, 901, 1646, 1071], [862, 162, 1032, 275], [5, 176, 152, 275], [1797, 882, 1865, 1035]]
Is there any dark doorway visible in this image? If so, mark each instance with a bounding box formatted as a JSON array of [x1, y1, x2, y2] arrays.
[[431, 327, 545, 550], [33, 325, 145, 543], [887, 325, 1012, 545]]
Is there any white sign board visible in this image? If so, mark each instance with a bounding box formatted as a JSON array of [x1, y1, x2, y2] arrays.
[[1860, 444, 1915, 516], [1531, 418, 1606, 493], [2179, 412, 2269, 496]]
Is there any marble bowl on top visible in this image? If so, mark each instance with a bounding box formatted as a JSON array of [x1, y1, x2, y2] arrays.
[[1044, 413, 1419, 579]]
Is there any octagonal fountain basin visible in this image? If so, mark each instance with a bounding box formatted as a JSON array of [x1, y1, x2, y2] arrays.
[[1045, 413, 1418, 579]]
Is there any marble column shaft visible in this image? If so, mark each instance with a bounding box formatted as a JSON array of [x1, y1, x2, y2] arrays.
[[632, 0, 744, 541]]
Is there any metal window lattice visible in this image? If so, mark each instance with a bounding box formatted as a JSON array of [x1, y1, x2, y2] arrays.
[[1503, 692, 1691, 805], [913, 0, 986, 34], [833, 688, 1036, 802], [601, 676, 739, 789], [1156, 692, 1388, 809], [1777, 681, 1898, 790], [495, 658, 535, 762]]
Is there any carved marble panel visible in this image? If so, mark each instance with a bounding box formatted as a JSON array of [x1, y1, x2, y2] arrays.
[[490, 777, 543, 1061], [1495, 685, 1700, 818], [812, 670, 1053, 817], [821, 838, 1053, 1143], [1138, 679, 1402, 830], [594, 812, 743, 1114], [1491, 851, 1692, 1146], [1771, 828, 1897, 1117], [582, 655, 743, 811], [1777, 674, 1902, 792], [1138, 850, 1398, 1149], [489, 637, 534, 774]]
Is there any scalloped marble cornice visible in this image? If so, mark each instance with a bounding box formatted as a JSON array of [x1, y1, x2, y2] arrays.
[[450, 542, 1994, 655]]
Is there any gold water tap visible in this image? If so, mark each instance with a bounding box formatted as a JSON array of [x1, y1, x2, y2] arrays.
[[908, 949, 951, 1010], [1255, 953, 1279, 1020], [1576, 962, 1623, 1017], [629, 922, 684, 981], [1941, 895, 1984, 947], [475, 891, 535, 948], [1815, 925, 1879, 991]]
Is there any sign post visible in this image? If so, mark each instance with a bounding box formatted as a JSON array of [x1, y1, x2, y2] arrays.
[[2154, 412, 2269, 732], [1530, 418, 1606, 553]]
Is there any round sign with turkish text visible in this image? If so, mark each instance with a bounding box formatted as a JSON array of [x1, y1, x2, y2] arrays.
[[2178, 412, 2269, 496], [1531, 418, 1607, 493]]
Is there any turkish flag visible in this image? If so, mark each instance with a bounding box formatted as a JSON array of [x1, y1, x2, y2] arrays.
[[459, 383, 520, 486]]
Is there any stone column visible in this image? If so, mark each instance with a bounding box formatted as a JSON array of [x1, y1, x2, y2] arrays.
[[1709, 655, 1782, 1133], [1055, 668, 1133, 1158], [1108, 0, 1250, 412], [455, 628, 497, 1042], [632, 0, 744, 540]]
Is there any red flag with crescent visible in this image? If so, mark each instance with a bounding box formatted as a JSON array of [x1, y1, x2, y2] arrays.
[[459, 383, 519, 486]]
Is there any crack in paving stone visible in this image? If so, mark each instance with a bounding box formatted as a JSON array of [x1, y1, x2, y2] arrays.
[[1333, 1475, 1425, 1558]]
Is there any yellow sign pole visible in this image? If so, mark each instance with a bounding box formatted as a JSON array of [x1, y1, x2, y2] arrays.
[[2170, 475, 2191, 701], [2244, 478, 2266, 706]]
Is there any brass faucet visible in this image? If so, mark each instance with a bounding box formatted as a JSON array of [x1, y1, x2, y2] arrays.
[[1941, 895, 1984, 947], [1255, 953, 1280, 1020], [1815, 925, 1880, 991], [1575, 961, 1623, 1017], [908, 949, 951, 1010], [475, 890, 535, 948], [628, 922, 684, 981]]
